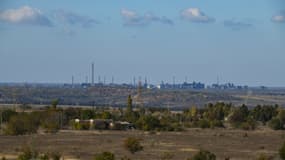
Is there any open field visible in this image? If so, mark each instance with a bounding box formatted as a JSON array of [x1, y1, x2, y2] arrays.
[[0, 128, 284, 160], [1, 86, 285, 109]]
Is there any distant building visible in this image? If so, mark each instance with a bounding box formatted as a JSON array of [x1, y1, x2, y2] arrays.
[[73, 119, 135, 130], [157, 81, 205, 90], [208, 83, 248, 90]]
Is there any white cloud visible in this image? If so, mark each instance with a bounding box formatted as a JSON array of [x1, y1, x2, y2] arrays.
[[0, 6, 52, 26], [54, 10, 98, 27], [271, 11, 285, 23], [120, 9, 174, 26], [181, 8, 215, 23], [121, 9, 138, 20], [224, 19, 253, 30]]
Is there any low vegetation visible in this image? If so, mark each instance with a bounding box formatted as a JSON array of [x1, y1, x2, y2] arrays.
[[280, 141, 285, 160], [0, 95, 285, 137], [94, 152, 115, 160], [17, 146, 61, 160], [123, 137, 143, 154], [188, 150, 216, 160]]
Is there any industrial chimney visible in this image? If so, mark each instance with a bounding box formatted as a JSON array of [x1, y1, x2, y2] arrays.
[[91, 62, 94, 86]]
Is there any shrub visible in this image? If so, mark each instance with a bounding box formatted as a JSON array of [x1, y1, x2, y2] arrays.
[[41, 111, 61, 133], [188, 150, 216, 160], [17, 146, 38, 160], [1, 109, 17, 122], [136, 115, 160, 131], [210, 120, 224, 128], [160, 152, 174, 160], [50, 151, 61, 160], [268, 118, 282, 130], [71, 120, 82, 130], [228, 107, 247, 127], [5, 114, 38, 135], [39, 154, 49, 160], [94, 152, 115, 160], [280, 141, 285, 160], [278, 109, 285, 124], [240, 121, 255, 130], [123, 137, 143, 154], [198, 119, 210, 129], [120, 156, 131, 160], [256, 153, 274, 160], [251, 105, 278, 124]]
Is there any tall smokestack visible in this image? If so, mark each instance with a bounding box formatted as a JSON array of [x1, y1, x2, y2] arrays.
[[91, 62, 94, 85], [72, 76, 74, 86]]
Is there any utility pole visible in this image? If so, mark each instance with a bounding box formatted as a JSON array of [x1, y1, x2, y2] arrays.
[[98, 76, 101, 84], [136, 77, 143, 108]]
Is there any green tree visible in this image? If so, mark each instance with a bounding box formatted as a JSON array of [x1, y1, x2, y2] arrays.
[[127, 95, 133, 113], [228, 106, 249, 128], [191, 106, 198, 118], [252, 105, 278, 124], [101, 111, 112, 119], [81, 109, 95, 120], [136, 115, 160, 131], [268, 109, 285, 130], [240, 104, 249, 117], [51, 99, 59, 110], [278, 109, 285, 125]]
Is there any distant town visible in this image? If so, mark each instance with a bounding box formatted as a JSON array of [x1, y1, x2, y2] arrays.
[[0, 63, 266, 91]]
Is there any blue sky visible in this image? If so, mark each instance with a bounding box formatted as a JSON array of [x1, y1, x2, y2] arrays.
[[0, 0, 284, 86]]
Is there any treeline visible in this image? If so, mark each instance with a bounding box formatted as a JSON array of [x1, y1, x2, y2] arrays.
[[183, 102, 285, 130], [1, 96, 285, 136]]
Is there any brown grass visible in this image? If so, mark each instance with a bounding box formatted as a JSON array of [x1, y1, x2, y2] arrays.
[[0, 128, 284, 160]]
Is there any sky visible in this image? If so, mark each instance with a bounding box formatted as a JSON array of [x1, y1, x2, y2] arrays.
[[0, 0, 285, 86]]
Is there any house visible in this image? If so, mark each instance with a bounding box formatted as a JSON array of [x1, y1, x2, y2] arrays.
[[73, 119, 134, 130], [109, 121, 135, 130]]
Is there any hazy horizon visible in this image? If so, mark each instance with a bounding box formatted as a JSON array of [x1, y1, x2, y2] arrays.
[[1, 0, 285, 87]]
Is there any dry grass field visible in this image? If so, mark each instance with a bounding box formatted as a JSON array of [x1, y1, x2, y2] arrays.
[[0, 128, 284, 160]]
